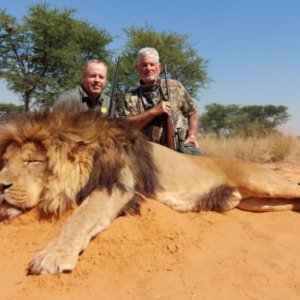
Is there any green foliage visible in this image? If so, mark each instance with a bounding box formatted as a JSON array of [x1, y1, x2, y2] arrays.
[[201, 103, 290, 136], [0, 102, 23, 112], [118, 25, 209, 98], [0, 102, 24, 120], [0, 4, 112, 110]]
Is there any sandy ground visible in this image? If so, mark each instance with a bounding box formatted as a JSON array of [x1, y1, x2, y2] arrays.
[[1, 162, 300, 300]]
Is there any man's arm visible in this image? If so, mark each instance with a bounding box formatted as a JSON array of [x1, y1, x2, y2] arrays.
[[185, 112, 200, 148], [127, 101, 171, 130]]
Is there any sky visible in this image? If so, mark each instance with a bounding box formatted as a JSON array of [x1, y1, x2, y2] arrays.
[[1, 0, 299, 135]]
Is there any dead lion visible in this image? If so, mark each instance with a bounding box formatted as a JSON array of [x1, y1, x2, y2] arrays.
[[0, 109, 299, 275]]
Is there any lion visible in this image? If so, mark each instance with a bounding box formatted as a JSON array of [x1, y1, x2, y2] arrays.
[[0, 109, 299, 275]]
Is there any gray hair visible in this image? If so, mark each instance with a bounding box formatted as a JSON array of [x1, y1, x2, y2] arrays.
[[137, 47, 160, 63], [83, 59, 107, 74]]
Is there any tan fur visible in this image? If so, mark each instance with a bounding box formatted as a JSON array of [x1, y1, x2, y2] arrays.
[[0, 109, 299, 275]]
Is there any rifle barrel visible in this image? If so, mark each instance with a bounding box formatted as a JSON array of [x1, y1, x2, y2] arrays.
[[164, 65, 177, 150], [108, 57, 121, 117]]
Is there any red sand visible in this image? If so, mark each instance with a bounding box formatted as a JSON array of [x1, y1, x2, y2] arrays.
[[1, 163, 300, 300]]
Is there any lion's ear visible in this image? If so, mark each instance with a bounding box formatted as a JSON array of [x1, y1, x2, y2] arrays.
[[41, 140, 97, 215]]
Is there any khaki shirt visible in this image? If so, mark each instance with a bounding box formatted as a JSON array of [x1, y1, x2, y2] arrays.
[[54, 85, 110, 115], [122, 79, 198, 145]]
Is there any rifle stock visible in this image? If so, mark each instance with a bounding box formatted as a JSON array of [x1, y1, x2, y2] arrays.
[[166, 114, 176, 150], [163, 65, 184, 152], [108, 57, 121, 118]]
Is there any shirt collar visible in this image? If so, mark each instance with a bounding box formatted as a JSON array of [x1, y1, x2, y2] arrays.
[[79, 84, 103, 106], [139, 78, 161, 93]]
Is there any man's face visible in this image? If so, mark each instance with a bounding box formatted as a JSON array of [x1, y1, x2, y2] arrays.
[[83, 62, 107, 98], [136, 55, 161, 86]]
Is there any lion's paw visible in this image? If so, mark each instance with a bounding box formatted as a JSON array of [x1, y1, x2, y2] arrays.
[[27, 246, 78, 275]]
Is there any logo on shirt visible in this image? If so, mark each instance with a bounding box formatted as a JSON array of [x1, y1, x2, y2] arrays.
[[100, 107, 107, 114]]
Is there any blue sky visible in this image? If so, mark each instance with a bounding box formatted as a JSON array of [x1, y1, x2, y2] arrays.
[[1, 0, 299, 135]]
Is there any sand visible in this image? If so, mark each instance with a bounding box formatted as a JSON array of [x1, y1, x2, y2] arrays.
[[1, 162, 300, 300]]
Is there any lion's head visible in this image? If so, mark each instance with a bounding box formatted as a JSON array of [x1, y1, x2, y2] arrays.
[[0, 109, 159, 220]]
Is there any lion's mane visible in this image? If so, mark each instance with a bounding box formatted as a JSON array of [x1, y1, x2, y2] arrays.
[[0, 109, 159, 215]]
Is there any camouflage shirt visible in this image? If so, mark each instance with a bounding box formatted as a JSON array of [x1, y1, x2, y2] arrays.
[[54, 85, 110, 115], [122, 79, 198, 145]]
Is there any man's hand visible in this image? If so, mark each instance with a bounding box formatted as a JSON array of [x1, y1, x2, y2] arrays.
[[127, 101, 171, 130], [151, 101, 171, 117], [184, 134, 199, 148]]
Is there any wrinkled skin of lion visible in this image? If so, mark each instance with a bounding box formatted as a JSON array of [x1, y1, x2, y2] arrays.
[[0, 109, 300, 275]]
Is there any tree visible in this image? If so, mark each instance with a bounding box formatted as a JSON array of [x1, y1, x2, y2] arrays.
[[0, 103, 23, 120], [201, 103, 240, 136], [117, 25, 209, 98], [201, 103, 290, 136], [0, 4, 112, 110]]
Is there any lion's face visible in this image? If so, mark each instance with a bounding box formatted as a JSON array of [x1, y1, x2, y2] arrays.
[[0, 109, 159, 223], [0, 142, 47, 220]]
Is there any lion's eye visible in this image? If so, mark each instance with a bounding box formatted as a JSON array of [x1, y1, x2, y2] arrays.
[[26, 160, 44, 166]]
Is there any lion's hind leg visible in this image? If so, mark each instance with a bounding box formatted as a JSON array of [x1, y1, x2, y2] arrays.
[[156, 185, 243, 212], [235, 171, 300, 212], [237, 197, 300, 212], [227, 159, 300, 200]]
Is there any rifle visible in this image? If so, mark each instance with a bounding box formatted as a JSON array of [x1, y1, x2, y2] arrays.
[[163, 65, 184, 153], [108, 57, 121, 117]]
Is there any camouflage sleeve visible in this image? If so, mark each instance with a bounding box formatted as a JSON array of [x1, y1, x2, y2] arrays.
[[174, 81, 198, 118], [122, 92, 141, 117]]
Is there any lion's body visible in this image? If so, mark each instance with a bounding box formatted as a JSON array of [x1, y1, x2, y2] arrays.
[[0, 109, 299, 275]]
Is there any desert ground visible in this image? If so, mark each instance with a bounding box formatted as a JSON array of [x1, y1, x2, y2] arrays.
[[1, 162, 300, 300]]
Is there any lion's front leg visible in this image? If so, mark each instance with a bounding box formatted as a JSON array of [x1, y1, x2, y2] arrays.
[[28, 188, 134, 275]]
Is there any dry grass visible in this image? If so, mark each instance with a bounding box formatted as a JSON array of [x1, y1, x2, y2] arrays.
[[200, 133, 300, 163]]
